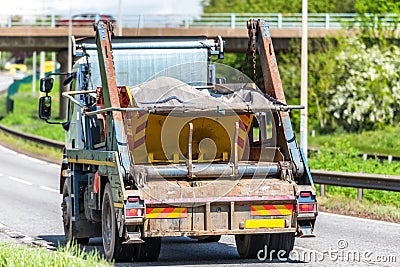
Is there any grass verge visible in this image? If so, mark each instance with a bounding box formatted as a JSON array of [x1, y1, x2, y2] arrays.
[[0, 241, 110, 267], [309, 126, 400, 157], [317, 194, 400, 223], [310, 141, 400, 222], [0, 130, 62, 164]]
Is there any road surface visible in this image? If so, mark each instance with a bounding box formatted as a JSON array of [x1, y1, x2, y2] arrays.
[[0, 144, 399, 266]]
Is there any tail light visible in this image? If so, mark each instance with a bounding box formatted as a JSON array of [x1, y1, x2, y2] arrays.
[[126, 208, 144, 217], [128, 197, 139, 203], [297, 203, 315, 213], [300, 192, 311, 197]]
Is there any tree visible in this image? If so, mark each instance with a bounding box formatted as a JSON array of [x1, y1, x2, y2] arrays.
[[202, 0, 356, 14], [354, 0, 400, 41]]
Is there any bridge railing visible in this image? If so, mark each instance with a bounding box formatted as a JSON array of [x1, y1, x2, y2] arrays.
[[0, 13, 399, 29]]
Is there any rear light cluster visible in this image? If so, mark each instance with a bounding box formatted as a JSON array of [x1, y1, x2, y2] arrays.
[[297, 203, 315, 213], [126, 208, 144, 217], [300, 192, 311, 197], [125, 196, 144, 217], [128, 197, 139, 203]]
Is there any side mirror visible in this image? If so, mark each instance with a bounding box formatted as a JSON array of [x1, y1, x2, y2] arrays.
[[39, 96, 52, 120], [40, 77, 54, 93]]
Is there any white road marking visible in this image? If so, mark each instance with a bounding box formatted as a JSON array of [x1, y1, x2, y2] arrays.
[[8, 176, 33, 185], [320, 211, 400, 227], [48, 163, 60, 168], [0, 173, 3, 177], [0, 145, 18, 155], [0, 144, 60, 167], [17, 153, 49, 165], [39, 186, 59, 193]]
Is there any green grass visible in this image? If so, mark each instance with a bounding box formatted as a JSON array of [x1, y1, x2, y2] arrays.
[[309, 126, 400, 156], [317, 194, 400, 223], [308, 141, 400, 175], [0, 78, 65, 141], [309, 141, 400, 220], [0, 242, 110, 267], [0, 130, 62, 163]]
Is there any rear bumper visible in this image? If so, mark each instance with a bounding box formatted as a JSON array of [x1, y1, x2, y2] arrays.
[[144, 228, 296, 237]]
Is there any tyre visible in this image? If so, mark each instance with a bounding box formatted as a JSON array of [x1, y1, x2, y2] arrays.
[[198, 235, 222, 243], [134, 237, 162, 261], [235, 234, 269, 259], [102, 183, 135, 262], [61, 180, 89, 245], [268, 233, 295, 258]]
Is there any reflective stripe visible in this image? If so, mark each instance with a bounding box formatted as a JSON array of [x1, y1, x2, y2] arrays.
[[250, 204, 293, 216], [146, 207, 187, 219], [67, 158, 115, 167], [245, 218, 285, 228]]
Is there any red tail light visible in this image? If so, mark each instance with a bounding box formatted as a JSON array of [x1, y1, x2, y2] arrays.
[[126, 208, 144, 217], [297, 203, 314, 212], [300, 192, 311, 197], [128, 197, 139, 203]]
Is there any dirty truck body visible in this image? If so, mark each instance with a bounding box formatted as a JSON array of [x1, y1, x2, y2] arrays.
[[40, 20, 317, 261]]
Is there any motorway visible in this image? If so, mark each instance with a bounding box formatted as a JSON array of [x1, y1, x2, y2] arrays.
[[0, 144, 399, 266]]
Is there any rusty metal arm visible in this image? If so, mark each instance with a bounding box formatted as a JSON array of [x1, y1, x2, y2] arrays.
[[83, 107, 150, 116], [61, 90, 96, 107]]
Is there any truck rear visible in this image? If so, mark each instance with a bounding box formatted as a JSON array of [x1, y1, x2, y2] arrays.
[[39, 20, 317, 261]]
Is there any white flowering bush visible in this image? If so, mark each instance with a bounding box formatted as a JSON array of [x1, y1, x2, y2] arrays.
[[328, 38, 400, 131]]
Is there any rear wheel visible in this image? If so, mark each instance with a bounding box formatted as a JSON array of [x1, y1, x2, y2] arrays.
[[102, 183, 135, 262], [268, 233, 295, 258], [235, 234, 269, 259], [61, 180, 89, 245], [134, 237, 162, 261]]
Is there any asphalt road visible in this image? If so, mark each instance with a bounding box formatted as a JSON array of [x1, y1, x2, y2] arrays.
[[0, 144, 399, 266], [0, 73, 13, 92]]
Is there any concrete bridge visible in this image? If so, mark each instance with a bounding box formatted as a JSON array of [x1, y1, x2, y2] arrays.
[[0, 26, 342, 53]]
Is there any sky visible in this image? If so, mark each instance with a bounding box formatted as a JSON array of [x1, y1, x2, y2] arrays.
[[0, 0, 203, 16]]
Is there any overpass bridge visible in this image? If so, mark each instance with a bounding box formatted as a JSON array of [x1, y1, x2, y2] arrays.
[[2, 12, 398, 53], [0, 26, 344, 53]]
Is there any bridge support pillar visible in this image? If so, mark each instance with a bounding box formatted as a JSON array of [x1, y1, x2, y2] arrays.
[[57, 49, 68, 120]]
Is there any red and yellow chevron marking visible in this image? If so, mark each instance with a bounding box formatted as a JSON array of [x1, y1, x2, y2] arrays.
[[250, 204, 293, 216], [146, 207, 188, 219]]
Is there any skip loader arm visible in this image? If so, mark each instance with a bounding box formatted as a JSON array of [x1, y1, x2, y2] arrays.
[[247, 19, 317, 237], [94, 21, 132, 181], [249, 19, 306, 180]]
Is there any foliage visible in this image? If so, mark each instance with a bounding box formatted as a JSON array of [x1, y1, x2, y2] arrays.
[[0, 242, 110, 267], [203, 0, 400, 133], [277, 38, 342, 132], [308, 141, 400, 209], [355, 0, 400, 14], [310, 126, 400, 156], [202, 0, 356, 13], [308, 141, 400, 175], [328, 38, 400, 131], [354, 0, 400, 42]]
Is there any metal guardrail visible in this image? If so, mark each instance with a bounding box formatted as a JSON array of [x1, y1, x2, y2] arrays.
[[308, 146, 400, 164], [311, 170, 400, 192], [0, 123, 399, 193], [0, 13, 399, 29]]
